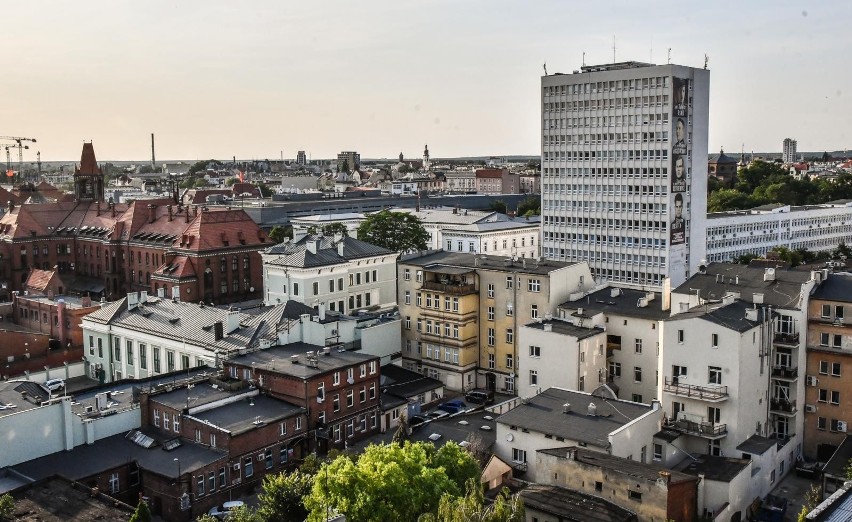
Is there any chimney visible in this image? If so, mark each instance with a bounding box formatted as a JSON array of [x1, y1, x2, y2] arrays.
[[318, 302, 326, 321], [96, 200, 101, 217], [157, 287, 165, 298], [662, 277, 672, 311], [171, 286, 181, 300], [193, 206, 199, 218], [745, 308, 758, 322], [306, 239, 320, 255], [147, 204, 156, 224], [225, 308, 240, 334], [763, 268, 776, 282], [167, 205, 173, 221], [139, 291, 148, 304], [57, 299, 68, 347], [214, 321, 224, 341], [337, 242, 345, 257], [543, 322, 553, 332], [127, 292, 140, 311], [111, 201, 116, 218], [566, 447, 577, 460], [753, 293, 764, 304], [185, 206, 191, 223]]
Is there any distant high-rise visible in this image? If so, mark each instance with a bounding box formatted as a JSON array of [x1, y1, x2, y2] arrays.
[[782, 138, 797, 163], [540, 61, 710, 288], [296, 150, 307, 166], [337, 151, 360, 173]]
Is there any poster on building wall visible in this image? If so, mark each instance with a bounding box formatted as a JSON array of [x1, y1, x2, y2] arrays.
[[670, 193, 686, 245], [671, 154, 687, 193], [672, 117, 687, 156], [673, 77, 689, 118]]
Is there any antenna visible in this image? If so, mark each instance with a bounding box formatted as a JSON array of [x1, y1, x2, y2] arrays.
[[667, 48, 672, 64], [543, 62, 547, 76], [582, 51, 586, 67], [612, 35, 616, 62], [704, 54, 709, 69]]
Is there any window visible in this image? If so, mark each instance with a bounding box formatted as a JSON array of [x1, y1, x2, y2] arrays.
[[360, 364, 366, 377], [708, 366, 722, 385], [818, 416, 827, 430], [822, 304, 831, 318], [280, 446, 289, 464], [370, 360, 377, 374], [404, 268, 410, 280], [174, 415, 180, 432], [506, 354, 514, 369], [512, 448, 527, 463], [210, 433, 217, 448], [360, 387, 366, 403], [488, 307, 495, 321], [139, 343, 147, 369], [834, 334, 843, 348], [821, 333, 830, 346], [313, 282, 319, 295], [126, 340, 133, 366], [265, 449, 273, 469], [487, 328, 495, 346], [162, 412, 169, 431], [208, 471, 216, 492], [197, 475, 205, 496], [530, 370, 538, 385], [153, 347, 161, 373], [831, 391, 840, 405], [711, 333, 719, 348], [295, 417, 302, 430], [488, 353, 495, 369], [317, 382, 325, 401], [219, 467, 227, 488], [369, 383, 376, 400], [416, 270, 422, 282], [167, 350, 175, 372], [244, 457, 254, 478], [506, 276, 513, 289], [333, 394, 340, 412], [506, 302, 513, 316], [628, 490, 642, 502], [820, 360, 829, 374], [708, 406, 721, 424], [487, 284, 495, 298], [837, 306, 845, 319], [153, 409, 160, 427], [595, 481, 603, 492], [530, 304, 539, 319], [677, 329, 684, 343], [529, 345, 541, 357], [404, 291, 411, 305], [109, 473, 120, 494], [97, 338, 103, 358], [506, 329, 514, 343], [653, 443, 663, 461], [347, 390, 354, 407], [333, 372, 340, 386], [833, 362, 842, 377], [609, 362, 622, 377], [634, 338, 642, 354], [528, 279, 541, 292], [292, 282, 299, 296], [634, 367, 642, 382]]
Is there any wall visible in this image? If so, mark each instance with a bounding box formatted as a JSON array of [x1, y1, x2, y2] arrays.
[[609, 406, 665, 461], [517, 325, 606, 397], [359, 319, 401, 365]]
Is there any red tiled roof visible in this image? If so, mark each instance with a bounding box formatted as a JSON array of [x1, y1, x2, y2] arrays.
[[231, 183, 261, 198], [475, 168, 504, 179], [75, 143, 102, 176], [175, 209, 267, 251], [25, 268, 56, 292], [153, 255, 197, 280]]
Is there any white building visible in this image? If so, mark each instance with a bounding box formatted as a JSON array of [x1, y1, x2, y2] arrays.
[[559, 286, 670, 404], [494, 387, 664, 483], [394, 207, 540, 258], [783, 138, 798, 164], [262, 234, 398, 314], [290, 213, 365, 237], [517, 319, 606, 397], [444, 170, 476, 193], [541, 61, 710, 288], [705, 201, 852, 263]]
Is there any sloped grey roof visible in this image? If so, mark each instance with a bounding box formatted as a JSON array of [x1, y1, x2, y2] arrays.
[[519, 483, 637, 522], [495, 388, 653, 450], [84, 297, 292, 356], [264, 234, 394, 268], [561, 287, 669, 321], [812, 273, 852, 302], [523, 319, 604, 340], [666, 300, 773, 333], [673, 262, 812, 309]]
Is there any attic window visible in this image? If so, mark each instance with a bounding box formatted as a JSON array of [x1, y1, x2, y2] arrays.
[[168, 317, 180, 324]]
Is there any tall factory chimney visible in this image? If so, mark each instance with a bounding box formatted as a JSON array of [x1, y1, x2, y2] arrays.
[[151, 133, 156, 170]]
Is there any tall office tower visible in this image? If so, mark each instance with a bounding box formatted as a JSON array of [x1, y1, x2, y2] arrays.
[[540, 61, 709, 288], [782, 138, 797, 163], [296, 150, 307, 165]]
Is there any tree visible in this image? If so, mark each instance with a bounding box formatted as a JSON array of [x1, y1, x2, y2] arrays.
[[419, 479, 524, 522], [129, 499, 151, 522], [268, 225, 292, 244], [834, 242, 852, 260], [392, 414, 410, 446], [489, 200, 507, 214], [734, 253, 759, 265], [517, 196, 540, 217], [257, 471, 313, 522], [339, 160, 350, 174], [357, 211, 430, 253], [257, 183, 273, 198], [225, 177, 237, 186], [304, 441, 480, 522], [797, 484, 823, 522], [307, 222, 348, 237], [0, 493, 13, 521], [193, 177, 209, 188], [771, 246, 803, 267]]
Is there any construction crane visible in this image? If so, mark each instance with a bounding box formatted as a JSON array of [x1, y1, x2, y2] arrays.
[[0, 136, 37, 182]]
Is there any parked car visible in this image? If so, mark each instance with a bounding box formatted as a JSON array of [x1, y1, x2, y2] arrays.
[[409, 414, 430, 430], [437, 400, 467, 414], [465, 390, 494, 405], [42, 379, 65, 393], [208, 500, 246, 520]]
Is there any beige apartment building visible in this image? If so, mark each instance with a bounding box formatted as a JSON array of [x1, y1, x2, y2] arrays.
[[397, 250, 593, 392], [804, 272, 852, 461]]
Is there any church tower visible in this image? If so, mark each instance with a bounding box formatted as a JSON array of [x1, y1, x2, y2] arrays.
[[422, 144, 430, 171], [74, 142, 104, 202]]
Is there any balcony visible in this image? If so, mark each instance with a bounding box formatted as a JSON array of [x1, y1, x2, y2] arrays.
[[771, 366, 799, 382], [663, 378, 729, 402], [421, 281, 476, 295], [665, 418, 728, 440], [770, 398, 797, 417], [773, 333, 800, 347]]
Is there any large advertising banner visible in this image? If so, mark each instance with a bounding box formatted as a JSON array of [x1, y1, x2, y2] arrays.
[[673, 78, 689, 118], [670, 77, 689, 253]]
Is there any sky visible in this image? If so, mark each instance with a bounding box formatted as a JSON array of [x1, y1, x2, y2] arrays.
[[3, 0, 851, 162]]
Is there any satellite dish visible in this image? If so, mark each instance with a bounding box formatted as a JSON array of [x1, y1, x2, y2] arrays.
[[506, 433, 514, 442]]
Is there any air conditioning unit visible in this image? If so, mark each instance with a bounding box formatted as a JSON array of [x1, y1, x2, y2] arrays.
[[331, 329, 338, 335], [806, 375, 818, 386], [805, 404, 817, 413], [257, 454, 264, 461], [317, 396, 324, 404], [347, 377, 355, 385], [838, 421, 848, 433], [233, 463, 241, 471]]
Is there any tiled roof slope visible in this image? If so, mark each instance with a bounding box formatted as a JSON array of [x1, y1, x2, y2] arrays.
[[265, 234, 394, 267]]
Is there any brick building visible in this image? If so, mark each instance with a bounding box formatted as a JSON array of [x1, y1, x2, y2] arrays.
[[223, 344, 381, 452], [0, 142, 268, 304]]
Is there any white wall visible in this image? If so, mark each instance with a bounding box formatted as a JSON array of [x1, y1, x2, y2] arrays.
[[360, 319, 401, 365], [517, 325, 606, 397]]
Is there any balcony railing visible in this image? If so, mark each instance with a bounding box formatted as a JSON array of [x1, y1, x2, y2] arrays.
[[665, 418, 728, 439], [770, 398, 797, 416], [421, 281, 476, 295], [663, 378, 729, 402], [774, 333, 800, 346], [771, 366, 799, 380]]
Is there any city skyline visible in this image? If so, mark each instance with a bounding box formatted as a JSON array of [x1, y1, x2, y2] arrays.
[[3, 0, 850, 162]]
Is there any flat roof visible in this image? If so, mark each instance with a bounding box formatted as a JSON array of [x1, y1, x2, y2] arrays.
[[186, 394, 304, 435], [400, 250, 574, 275], [673, 263, 812, 309], [523, 319, 604, 340], [538, 446, 695, 484], [496, 388, 654, 449], [519, 483, 637, 522], [677, 455, 751, 482], [561, 287, 669, 321], [824, 435, 852, 478], [7, 476, 135, 521], [737, 434, 778, 455], [227, 342, 378, 379]]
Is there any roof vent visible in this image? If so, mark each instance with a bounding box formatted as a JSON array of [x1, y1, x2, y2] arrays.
[[562, 403, 571, 414], [291, 355, 300, 364], [764, 268, 776, 282], [587, 402, 597, 417]]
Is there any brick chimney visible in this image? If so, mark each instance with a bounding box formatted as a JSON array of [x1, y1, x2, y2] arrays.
[[147, 204, 156, 224], [167, 205, 173, 222]]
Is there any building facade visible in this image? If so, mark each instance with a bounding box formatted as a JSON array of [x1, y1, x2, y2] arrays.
[[705, 201, 852, 263], [783, 138, 798, 164], [541, 61, 710, 288]]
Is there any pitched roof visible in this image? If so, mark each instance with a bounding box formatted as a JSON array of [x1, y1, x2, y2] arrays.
[[812, 273, 852, 303], [75, 142, 102, 176], [25, 268, 57, 292], [519, 483, 637, 522], [562, 287, 670, 321], [176, 208, 267, 252], [496, 387, 655, 449], [264, 234, 394, 268], [538, 446, 696, 484], [673, 262, 812, 309], [666, 300, 772, 333]]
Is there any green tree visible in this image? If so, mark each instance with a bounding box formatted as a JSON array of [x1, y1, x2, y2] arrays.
[[734, 253, 760, 265], [489, 200, 507, 214], [257, 183, 273, 198], [193, 177, 209, 188], [304, 441, 479, 522], [516, 196, 540, 217], [339, 160, 350, 174], [257, 471, 313, 522], [797, 484, 823, 522], [707, 188, 754, 212], [392, 414, 410, 446], [268, 225, 292, 244], [188, 159, 222, 175], [0, 493, 13, 521], [129, 499, 151, 522], [834, 242, 852, 260], [771, 246, 803, 267], [419, 479, 524, 522], [225, 177, 237, 186], [357, 211, 429, 253]]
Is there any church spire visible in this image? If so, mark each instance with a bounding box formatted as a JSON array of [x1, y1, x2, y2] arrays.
[[74, 142, 105, 202]]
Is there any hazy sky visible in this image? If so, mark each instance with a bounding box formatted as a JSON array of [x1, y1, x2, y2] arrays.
[[4, 0, 850, 161]]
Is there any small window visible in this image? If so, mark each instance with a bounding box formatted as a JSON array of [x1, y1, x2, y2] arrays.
[[711, 333, 719, 348], [628, 490, 642, 502], [595, 481, 603, 492], [708, 366, 722, 385]]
